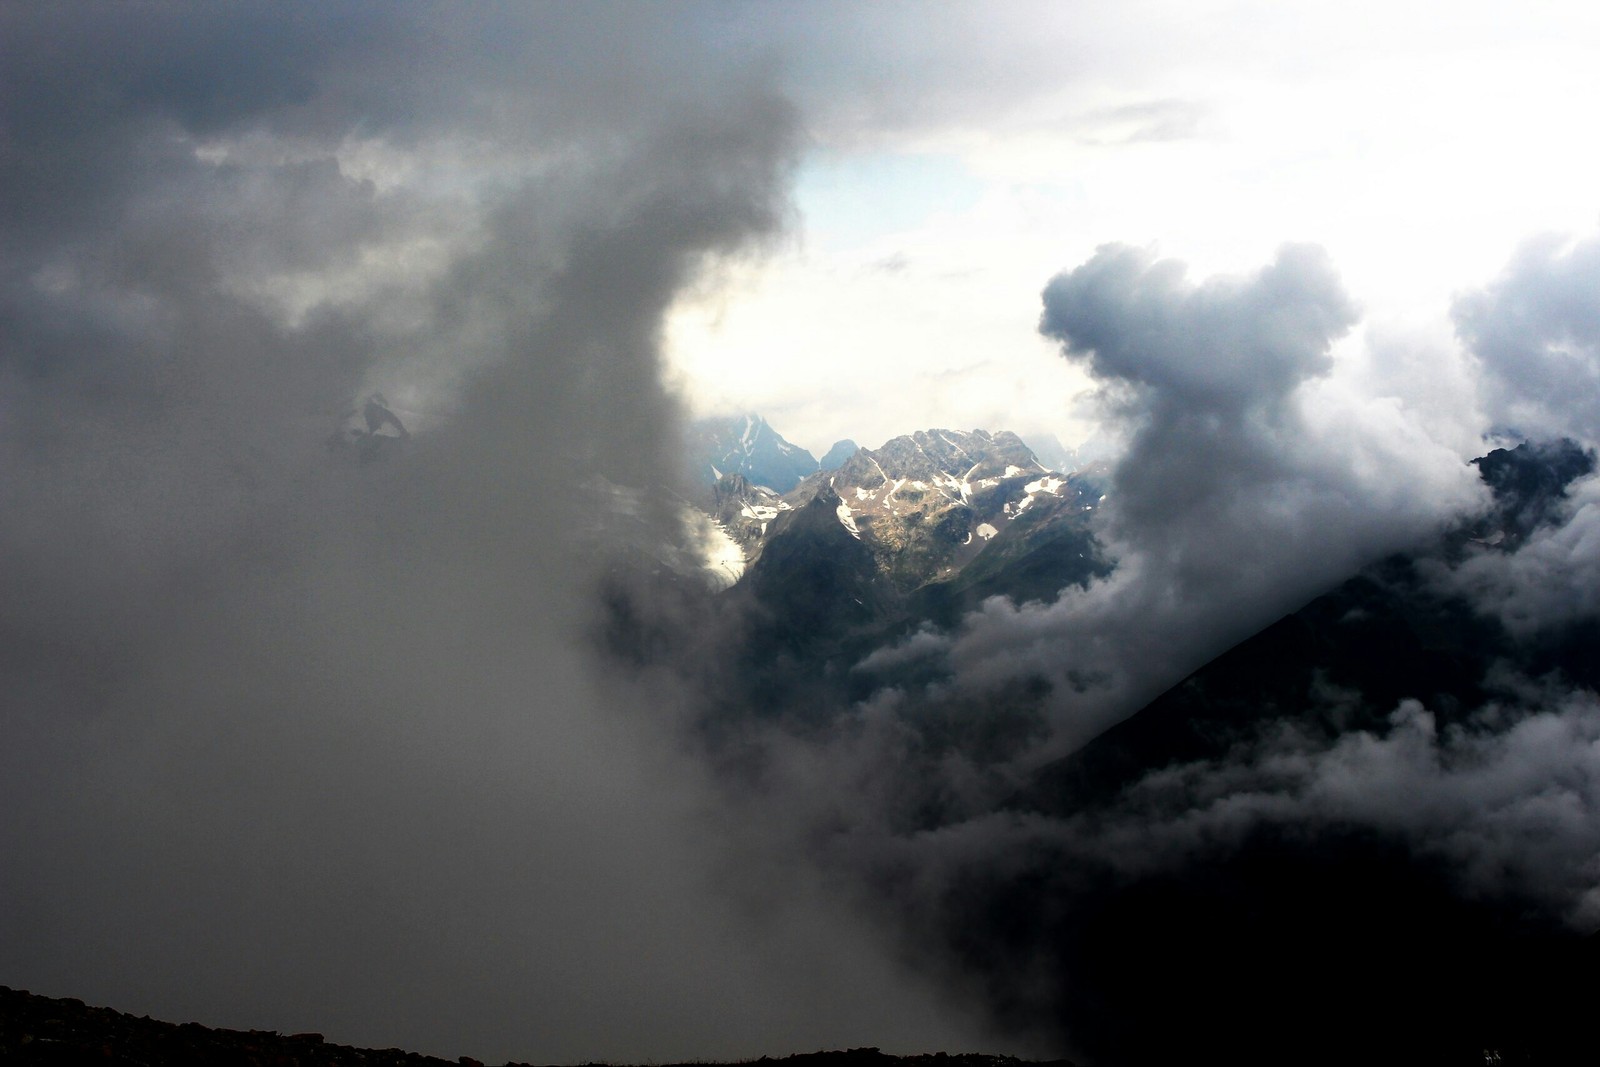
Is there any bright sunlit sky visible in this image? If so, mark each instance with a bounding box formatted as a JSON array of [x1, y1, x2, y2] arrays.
[[662, 0, 1600, 457]]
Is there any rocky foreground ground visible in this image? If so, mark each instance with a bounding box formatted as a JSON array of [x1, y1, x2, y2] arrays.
[[0, 986, 1075, 1067]]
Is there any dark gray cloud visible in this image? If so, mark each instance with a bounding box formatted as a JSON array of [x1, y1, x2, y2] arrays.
[[1455, 232, 1600, 445], [1039, 244, 1369, 599], [0, 5, 985, 1060], [1041, 243, 1353, 404]]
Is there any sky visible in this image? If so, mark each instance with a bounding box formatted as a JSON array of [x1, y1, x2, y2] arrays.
[[663, 0, 1600, 457], [3, 3, 1600, 1064]]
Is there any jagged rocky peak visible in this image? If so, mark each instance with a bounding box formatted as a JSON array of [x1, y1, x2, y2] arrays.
[[819, 439, 858, 472], [689, 412, 818, 493], [1469, 437, 1595, 547], [831, 448, 887, 490], [712, 469, 758, 507], [781, 481, 850, 533], [870, 428, 1047, 483], [776, 427, 1102, 596]]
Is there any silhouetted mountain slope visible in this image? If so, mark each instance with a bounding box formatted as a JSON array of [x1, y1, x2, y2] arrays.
[[820, 438, 859, 471], [1020, 438, 1596, 818], [691, 414, 819, 492], [1014, 551, 1505, 817], [0, 985, 1077, 1067], [958, 438, 1600, 1066], [737, 484, 900, 657]]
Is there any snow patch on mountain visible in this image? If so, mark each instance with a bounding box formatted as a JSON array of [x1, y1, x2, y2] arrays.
[[836, 503, 862, 539]]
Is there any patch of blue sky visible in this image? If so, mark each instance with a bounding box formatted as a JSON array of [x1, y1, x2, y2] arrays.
[[794, 152, 984, 249]]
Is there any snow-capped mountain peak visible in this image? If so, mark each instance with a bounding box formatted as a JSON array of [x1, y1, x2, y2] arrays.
[[689, 413, 819, 493]]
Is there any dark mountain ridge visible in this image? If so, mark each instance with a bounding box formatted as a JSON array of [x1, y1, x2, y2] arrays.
[[707, 427, 1110, 702], [0, 985, 1076, 1067], [1019, 437, 1598, 818], [951, 438, 1600, 1066]]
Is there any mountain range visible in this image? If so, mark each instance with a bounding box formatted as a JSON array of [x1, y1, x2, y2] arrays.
[[691, 427, 1109, 679], [638, 418, 1600, 1066], [688, 413, 826, 493]]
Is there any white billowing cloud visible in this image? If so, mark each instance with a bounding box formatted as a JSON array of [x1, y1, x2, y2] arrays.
[[1424, 228, 1600, 640], [914, 244, 1485, 755]]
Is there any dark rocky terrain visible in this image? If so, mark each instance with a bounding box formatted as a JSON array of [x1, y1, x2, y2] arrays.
[[0, 986, 1073, 1067]]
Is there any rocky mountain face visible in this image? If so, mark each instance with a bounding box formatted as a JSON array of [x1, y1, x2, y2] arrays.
[[819, 439, 858, 471], [688, 413, 819, 493], [706, 471, 794, 559], [683, 427, 1113, 671], [736, 427, 1107, 604], [820, 428, 1057, 586]]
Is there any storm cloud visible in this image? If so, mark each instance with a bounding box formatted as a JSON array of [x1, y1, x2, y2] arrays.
[[0, 6, 986, 1061]]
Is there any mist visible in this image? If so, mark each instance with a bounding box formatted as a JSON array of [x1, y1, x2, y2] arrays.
[[6, 5, 1600, 1065], [0, 5, 989, 1061]]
